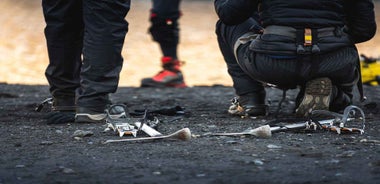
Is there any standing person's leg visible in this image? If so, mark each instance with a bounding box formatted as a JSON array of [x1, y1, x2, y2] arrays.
[[141, 0, 186, 88], [75, 0, 130, 123], [215, 18, 267, 116], [42, 0, 82, 110], [151, 0, 181, 59], [41, 0, 82, 124]]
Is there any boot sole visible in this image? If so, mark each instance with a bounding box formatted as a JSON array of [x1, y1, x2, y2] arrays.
[[141, 79, 187, 88], [75, 113, 107, 123], [295, 77, 332, 117]]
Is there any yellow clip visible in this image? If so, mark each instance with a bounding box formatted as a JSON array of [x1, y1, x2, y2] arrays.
[[304, 28, 312, 46]]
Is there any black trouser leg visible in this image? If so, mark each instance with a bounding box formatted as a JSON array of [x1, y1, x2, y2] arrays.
[[77, 0, 130, 112], [215, 19, 265, 96], [242, 45, 358, 112], [150, 0, 181, 58], [319, 48, 358, 111], [42, 0, 82, 100]]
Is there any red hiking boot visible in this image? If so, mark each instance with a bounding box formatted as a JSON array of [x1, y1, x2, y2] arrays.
[[141, 57, 187, 88]]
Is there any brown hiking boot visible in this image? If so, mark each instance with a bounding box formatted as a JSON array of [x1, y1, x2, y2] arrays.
[[295, 77, 332, 117]]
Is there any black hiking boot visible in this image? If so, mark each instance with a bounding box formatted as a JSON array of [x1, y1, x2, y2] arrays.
[[228, 91, 268, 117], [36, 96, 76, 125]]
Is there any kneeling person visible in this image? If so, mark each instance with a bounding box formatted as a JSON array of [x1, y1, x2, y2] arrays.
[[214, 0, 376, 117]]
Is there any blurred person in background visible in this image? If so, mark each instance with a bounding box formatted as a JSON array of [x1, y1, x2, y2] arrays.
[[140, 0, 187, 88]]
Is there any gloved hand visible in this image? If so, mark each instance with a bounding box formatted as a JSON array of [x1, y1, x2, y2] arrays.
[[44, 111, 75, 125]]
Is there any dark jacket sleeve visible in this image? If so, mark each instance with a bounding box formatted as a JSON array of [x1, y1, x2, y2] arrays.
[[344, 0, 377, 43], [214, 0, 259, 25]]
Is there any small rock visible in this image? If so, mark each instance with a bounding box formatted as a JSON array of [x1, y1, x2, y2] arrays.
[[336, 150, 356, 158], [253, 159, 264, 166], [267, 144, 282, 149], [74, 137, 82, 141], [196, 173, 206, 177], [62, 167, 75, 174], [152, 171, 161, 175], [55, 130, 63, 134], [40, 141, 53, 145], [329, 159, 340, 164], [72, 130, 94, 137], [335, 172, 343, 177]]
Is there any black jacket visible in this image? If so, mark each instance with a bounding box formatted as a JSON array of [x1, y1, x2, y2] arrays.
[[214, 0, 376, 44]]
